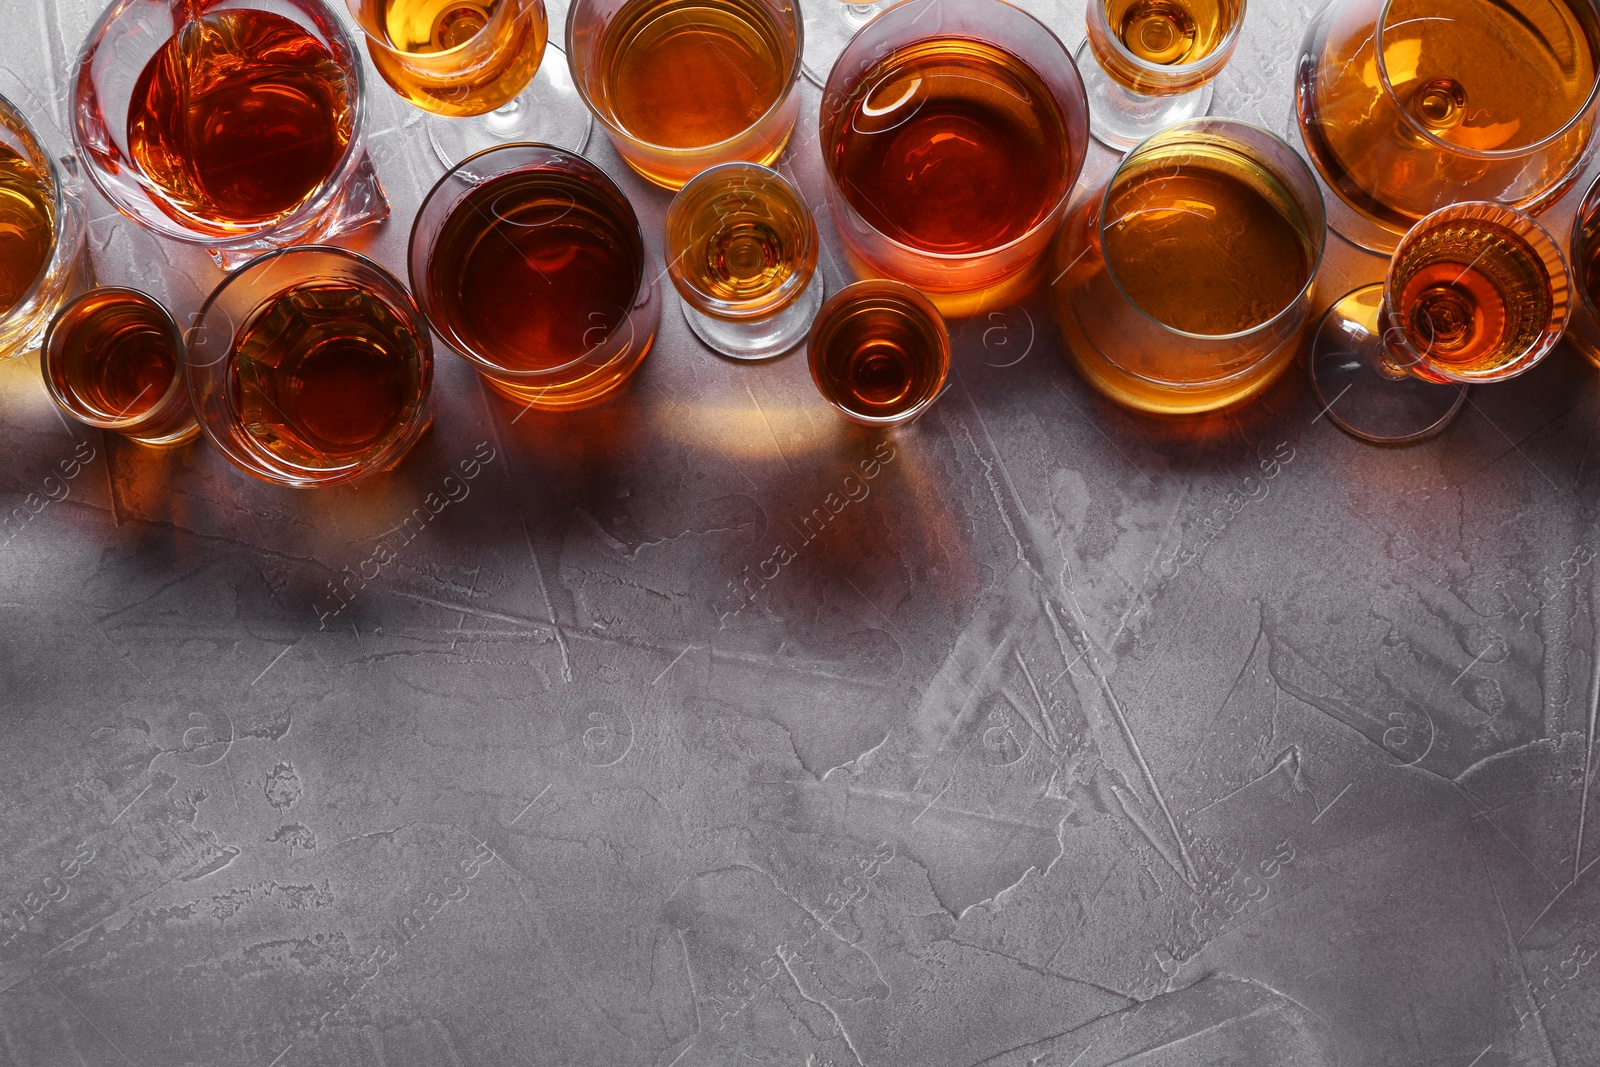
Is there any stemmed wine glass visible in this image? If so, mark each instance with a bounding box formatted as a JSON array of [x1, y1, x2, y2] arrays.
[[1294, 0, 1600, 253], [1309, 202, 1571, 443], [347, 0, 591, 167]]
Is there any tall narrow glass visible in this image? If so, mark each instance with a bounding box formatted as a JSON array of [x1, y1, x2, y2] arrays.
[[1052, 119, 1326, 416], [72, 0, 388, 269], [1294, 0, 1600, 253]]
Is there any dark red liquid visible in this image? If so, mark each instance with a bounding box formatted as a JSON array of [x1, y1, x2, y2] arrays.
[[127, 8, 352, 229], [427, 171, 644, 371]]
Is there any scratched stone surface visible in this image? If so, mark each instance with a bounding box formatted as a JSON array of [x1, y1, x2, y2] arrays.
[[2, 0, 1600, 1065]]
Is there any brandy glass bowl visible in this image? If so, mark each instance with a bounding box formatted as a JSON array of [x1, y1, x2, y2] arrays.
[[0, 92, 90, 360], [1293, 0, 1600, 254], [1564, 171, 1600, 369], [71, 0, 388, 269], [187, 247, 435, 488]]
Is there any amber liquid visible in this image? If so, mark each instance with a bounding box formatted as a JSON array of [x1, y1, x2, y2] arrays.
[[811, 284, 947, 421], [829, 39, 1072, 255], [1106, 0, 1231, 66], [230, 285, 426, 467], [668, 168, 814, 314], [1301, 0, 1596, 228], [1102, 146, 1317, 335], [595, 0, 790, 148], [0, 146, 53, 316], [368, 0, 546, 116], [127, 9, 354, 232], [425, 169, 643, 373], [1389, 220, 1554, 377], [48, 292, 180, 420]]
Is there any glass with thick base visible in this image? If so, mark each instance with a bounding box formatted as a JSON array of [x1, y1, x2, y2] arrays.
[[1293, 0, 1600, 254], [567, 0, 803, 189], [43, 288, 198, 447], [187, 248, 434, 488], [410, 144, 660, 411], [0, 91, 89, 360], [666, 163, 822, 361], [1310, 202, 1571, 444], [1052, 119, 1326, 416], [346, 0, 591, 168], [71, 0, 388, 270], [808, 280, 950, 427], [1077, 0, 1243, 150]]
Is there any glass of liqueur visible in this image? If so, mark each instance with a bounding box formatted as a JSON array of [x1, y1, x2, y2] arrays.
[[820, 0, 1089, 301], [71, 0, 387, 269], [1566, 174, 1600, 368], [186, 247, 434, 487], [346, 0, 592, 167], [0, 93, 89, 359], [409, 144, 659, 410], [1294, 0, 1600, 254], [1078, 0, 1244, 150], [1309, 201, 1571, 443], [808, 280, 949, 426], [567, 0, 802, 189], [665, 162, 822, 361], [43, 289, 199, 446], [1051, 119, 1325, 416]]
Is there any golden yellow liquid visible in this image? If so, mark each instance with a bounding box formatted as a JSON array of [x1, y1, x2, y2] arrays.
[[596, 0, 790, 148], [362, 0, 546, 116], [667, 167, 815, 316], [1107, 0, 1231, 65], [1302, 0, 1597, 229], [0, 145, 53, 316], [1102, 147, 1316, 335]]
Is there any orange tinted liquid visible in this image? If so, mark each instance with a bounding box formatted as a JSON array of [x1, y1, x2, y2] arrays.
[[0, 145, 53, 315], [829, 39, 1071, 255], [127, 9, 353, 231], [367, 0, 546, 116], [425, 170, 643, 371], [48, 292, 179, 419], [810, 284, 948, 421]]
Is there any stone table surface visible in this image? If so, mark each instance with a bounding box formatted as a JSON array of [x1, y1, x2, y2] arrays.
[[3, 0, 1600, 1065]]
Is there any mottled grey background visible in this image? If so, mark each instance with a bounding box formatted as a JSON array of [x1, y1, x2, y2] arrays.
[[2, 0, 1600, 1065]]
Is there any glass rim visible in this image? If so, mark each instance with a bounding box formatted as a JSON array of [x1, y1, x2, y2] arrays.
[[665, 160, 819, 319], [1371, 0, 1600, 161], [565, 0, 804, 157], [1382, 199, 1571, 380], [821, 0, 1089, 266], [71, 0, 373, 247], [1094, 116, 1327, 344], [1085, 0, 1246, 80], [43, 287, 187, 429], [1571, 171, 1600, 324], [346, 0, 538, 60], [0, 91, 68, 331], [808, 278, 950, 426], [407, 141, 651, 380], [187, 243, 432, 484]]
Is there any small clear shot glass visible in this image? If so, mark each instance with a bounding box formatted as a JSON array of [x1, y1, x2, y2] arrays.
[[665, 162, 823, 361], [1052, 119, 1327, 417], [807, 280, 950, 426], [43, 288, 198, 447], [71, 0, 388, 270], [409, 144, 660, 411], [566, 0, 804, 189], [0, 91, 90, 359], [187, 247, 434, 488]]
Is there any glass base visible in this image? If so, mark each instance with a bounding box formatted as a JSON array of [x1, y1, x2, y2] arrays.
[[425, 49, 593, 169], [1076, 41, 1214, 151], [682, 273, 824, 361], [1309, 284, 1468, 444], [801, 0, 885, 88], [1282, 104, 1404, 255], [206, 152, 389, 271]]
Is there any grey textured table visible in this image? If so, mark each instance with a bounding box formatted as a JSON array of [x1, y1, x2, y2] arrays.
[[3, 1, 1600, 1065]]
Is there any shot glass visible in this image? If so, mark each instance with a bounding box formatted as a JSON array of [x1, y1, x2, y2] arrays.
[[43, 288, 198, 446], [1052, 119, 1326, 416], [567, 0, 803, 189], [808, 280, 950, 426], [187, 247, 434, 487], [409, 144, 660, 410], [665, 162, 823, 361], [72, 0, 387, 269], [0, 91, 90, 359]]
